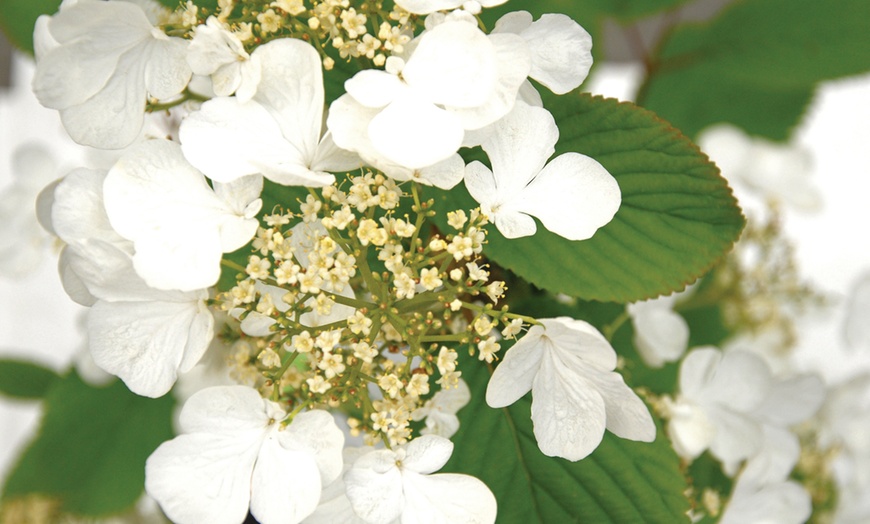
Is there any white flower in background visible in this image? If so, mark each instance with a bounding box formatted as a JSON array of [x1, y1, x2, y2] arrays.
[[32, 0, 191, 149], [465, 100, 620, 240], [146, 386, 344, 524], [180, 38, 360, 188], [42, 167, 215, 397], [411, 377, 471, 437], [328, 13, 531, 172], [487, 317, 655, 461], [718, 426, 812, 524], [492, 11, 593, 96], [187, 16, 261, 101], [843, 270, 870, 350], [341, 435, 497, 523], [627, 293, 689, 368], [394, 0, 506, 15], [817, 373, 870, 457], [103, 139, 262, 292], [0, 143, 60, 277], [698, 124, 820, 212], [666, 348, 771, 463]]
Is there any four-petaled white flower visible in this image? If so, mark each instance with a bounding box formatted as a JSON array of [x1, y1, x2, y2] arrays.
[[42, 167, 214, 397], [328, 12, 530, 175], [342, 435, 497, 523], [103, 139, 263, 292], [465, 100, 621, 240], [146, 386, 345, 524], [666, 347, 772, 463], [487, 317, 656, 461], [180, 38, 360, 188], [32, 0, 191, 148], [698, 124, 820, 212]]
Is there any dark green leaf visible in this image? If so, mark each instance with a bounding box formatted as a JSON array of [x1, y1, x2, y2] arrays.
[[0, 359, 60, 400], [442, 354, 690, 523], [2, 372, 175, 517], [641, 0, 870, 140], [436, 93, 744, 303], [0, 0, 61, 54]]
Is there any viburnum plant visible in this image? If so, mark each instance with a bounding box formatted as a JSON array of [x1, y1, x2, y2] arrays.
[[1, 0, 869, 523]]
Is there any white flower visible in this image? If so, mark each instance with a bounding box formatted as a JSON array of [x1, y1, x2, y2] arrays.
[[32, 0, 191, 148], [342, 435, 497, 523], [718, 427, 811, 524], [698, 124, 820, 212], [492, 11, 593, 95], [843, 270, 870, 350], [327, 14, 530, 173], [486, 317, 655, 461], [44, 167, 214, 397], [626, 292, 689, 368], [146, 386, 344, 524], [411, 378, 471, 437], [465, 100, 620, 240], [103, 138, 262, 291], [0, 143, 59, 277], [180, 38, 360, 187], [393, 0, 506, 15], [666, 347, 772, 463], [187, 16, 262, 101]]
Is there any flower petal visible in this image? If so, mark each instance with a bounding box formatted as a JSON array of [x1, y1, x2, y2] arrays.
[[178, 385, 272, 433], [279, 410, 345, 486], [531, 354, 606, 461], [402, 435, 453, 475], [486, 325, 545, 408], [88, 297, 213, 397], [369, 92, 464, 169], [145, 431, 262, 524], [344, 449, 404, 524], [401, 471, 497, 524], [479, 101, 556, 199], [251, 435, 321, 524], [516, 152, 620, 241], [180, 97, 330, 186], [583, 370, 656, 442], [252, 38, 324, 168], [517, 13, 593, 94]]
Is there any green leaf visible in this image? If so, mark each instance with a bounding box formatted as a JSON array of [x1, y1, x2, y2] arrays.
[[641, 0, 870, 140], [436, 93, 744, 303], [2, 372, 175, 517], [0, 359, 60, 400], [442, 355, 690, 523], [0, 0, 61, 54]]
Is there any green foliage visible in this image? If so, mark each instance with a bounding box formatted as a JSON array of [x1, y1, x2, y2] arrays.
[[0, 0, 61, 54], [2, 372, 175, 517], [442, 353, 690, 523], [641, 0, 870, 140], [436, 93, 744, 303], [0, 359, 60, 400]]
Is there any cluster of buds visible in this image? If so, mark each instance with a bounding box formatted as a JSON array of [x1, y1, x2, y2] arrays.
[[220, 175, 532, 446], [165, 0, 417, 70]]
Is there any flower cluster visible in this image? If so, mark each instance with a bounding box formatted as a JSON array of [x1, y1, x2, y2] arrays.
[[27, 0, 654, 522]]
